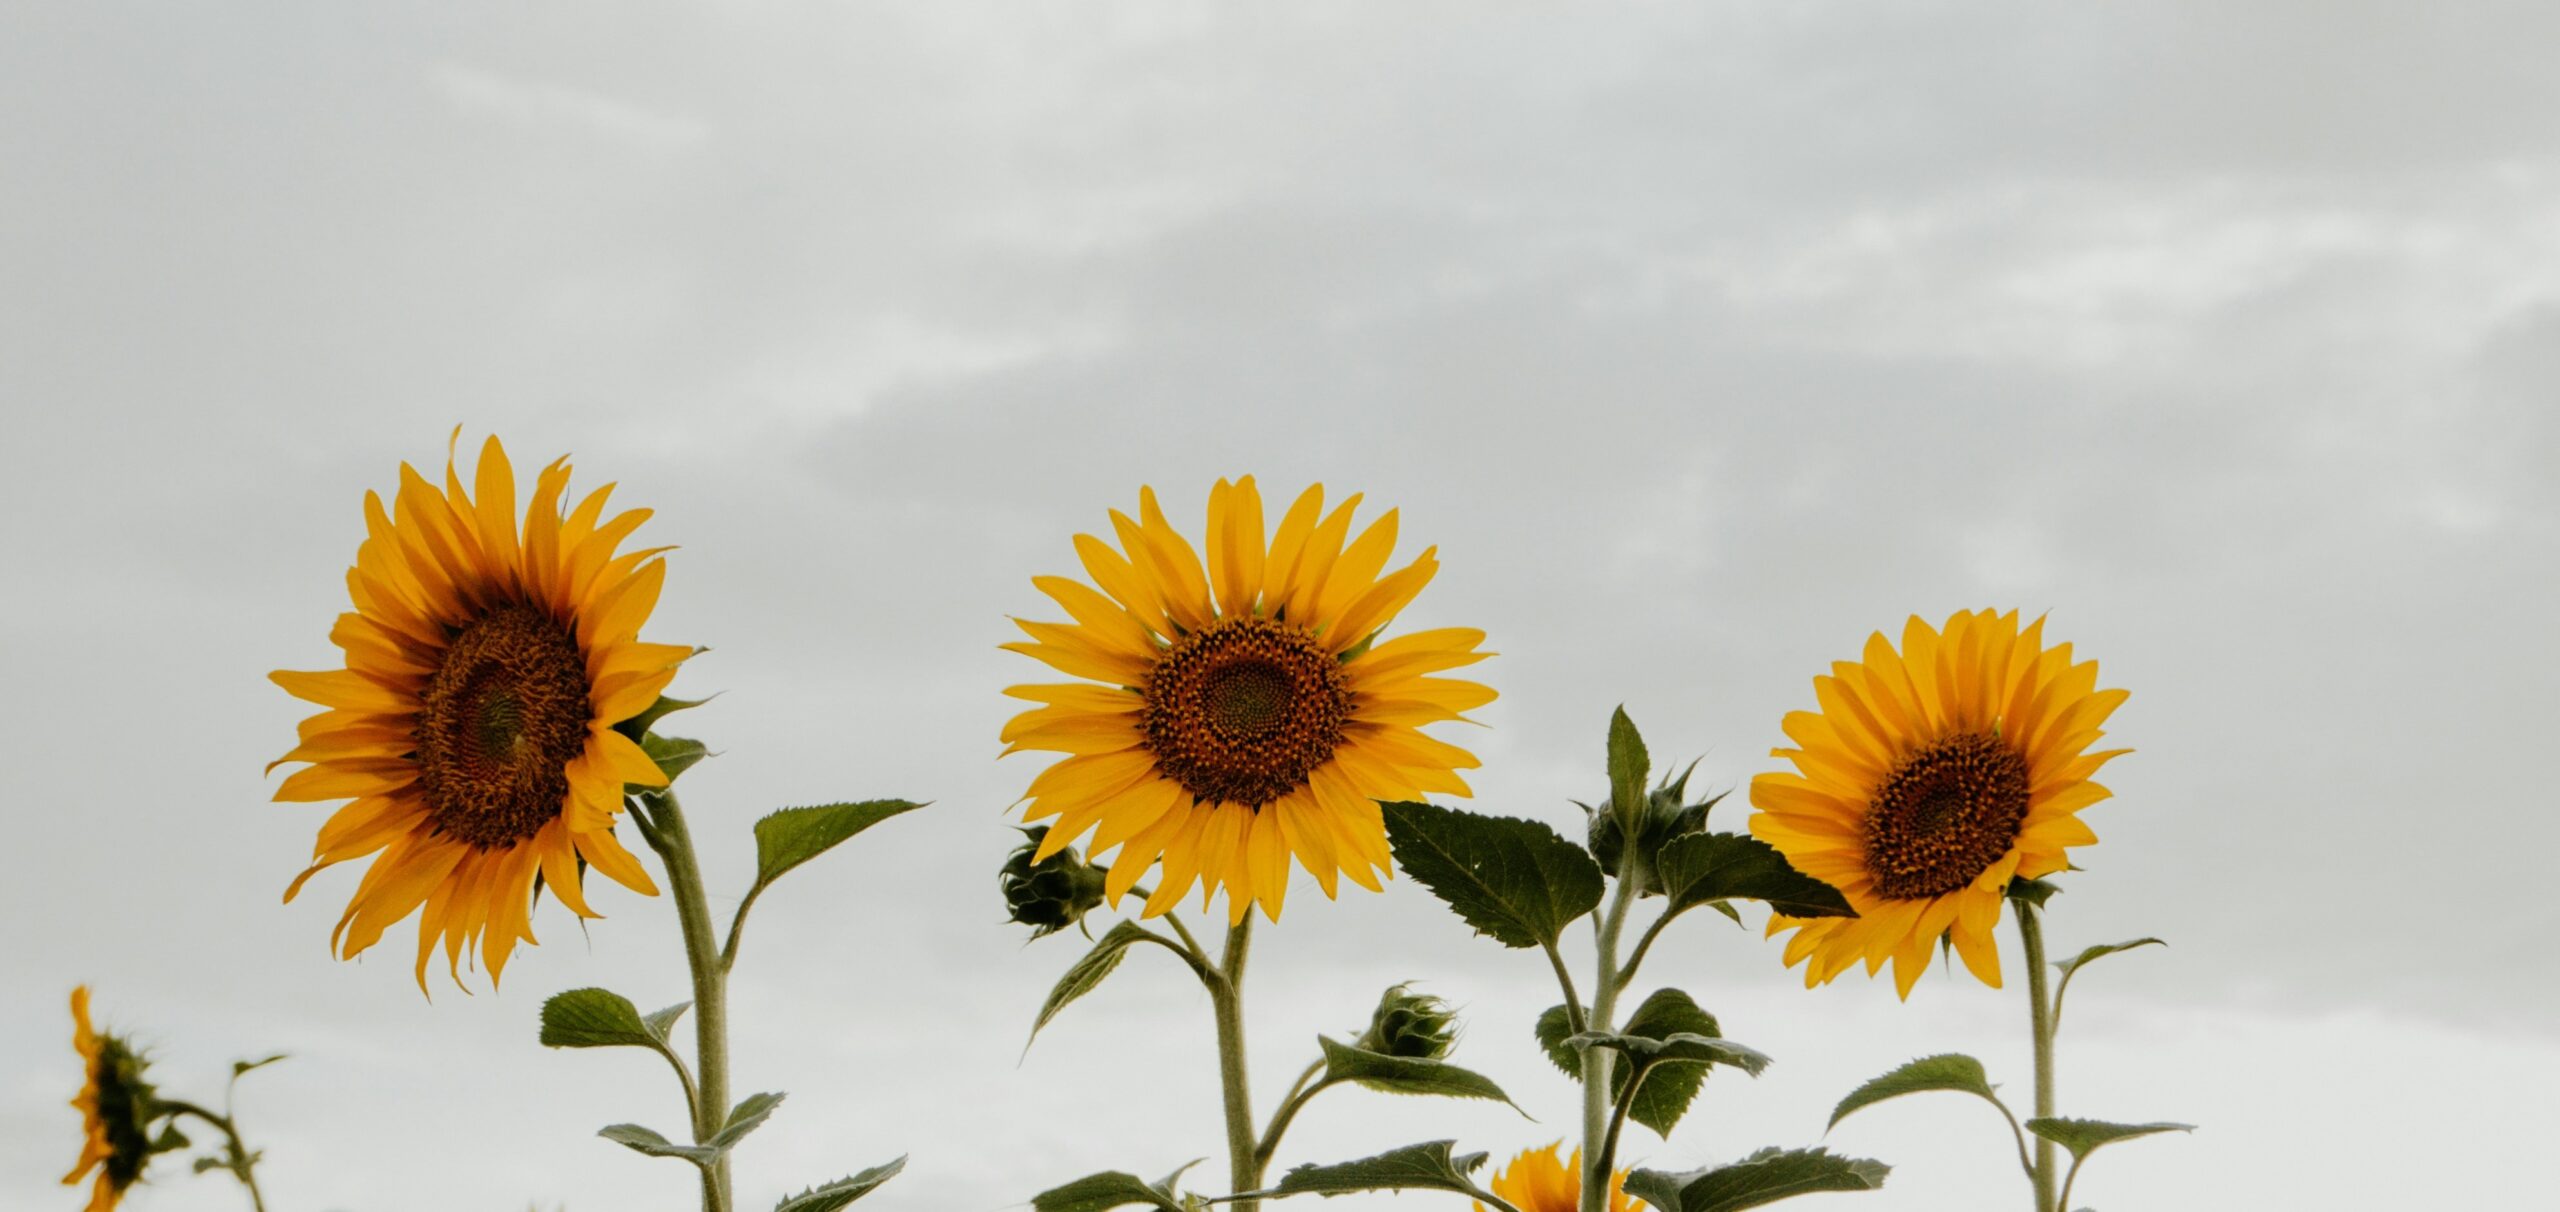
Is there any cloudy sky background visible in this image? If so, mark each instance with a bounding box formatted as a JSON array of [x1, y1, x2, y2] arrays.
[[5, 2, 2556, 1208]]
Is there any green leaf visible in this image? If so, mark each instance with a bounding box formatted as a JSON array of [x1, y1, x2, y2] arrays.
[[2053, 938, 2165, 1026], [1624, 1147, 1889, 1211], [598, 1123, 719, 1167], [641, 733, 711, 783], [231, 1052, 288, 1077], [709, 1091, 785, 1149], [1656, 832, 1855, 921], [642, 1001, 693, 1043], [1260, 1140, 1490, 1198], [2025, 1118, 2194, 1162], [1030, 1168, 1189, 1212], [1380, 800, 1604, 949], [1030, 920, 1154, 1044], [1568, 1030, 1772, 1079], [1617, 988, 1725, 1136], [752, 800, 925, 890], [1828, 1053, 2008, 1131], [1534, 1004, 1579, 1077], [775, 1156, 907, 1212], [1314, 1036, 1520, 1110], [540, 988, 662, 1051], [1607, 707, 1651, 840]]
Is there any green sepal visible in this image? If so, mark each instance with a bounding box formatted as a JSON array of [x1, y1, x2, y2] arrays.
[[752, 800, 926, 891], [1623, 1147, 1890, 1211], [639, 733, 711, 785], [1314, 1036, 1523, 1112], [1028, 920, 1154, 1046], [231, 1052, 288, 1078], [642, 1001, 693, 1041], [1828, 1053, 2008, 1131], [2024, 1117, 2194, 1161], [1656, 832, 1856, 922], [1249, 1140, 1491, 1199], [1031, 1161, 1197, 1212], [150, 1122, 190, 1153], [2005, 875, 2062, 907], [616, 690, 713, 741], [1380, 800, 1603, 949], [774, 1156, 907, 1211]]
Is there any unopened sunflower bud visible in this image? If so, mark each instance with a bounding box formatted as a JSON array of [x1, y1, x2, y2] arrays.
[[1000, 826, 1109, 939], [1584, 762, 1725, 894], [1355, 983, 1459, 1060]]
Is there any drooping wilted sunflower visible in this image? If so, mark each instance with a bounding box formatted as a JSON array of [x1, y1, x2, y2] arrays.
[[64, 987, 156, 1212], [269, 434, 689, 989], [1750, 609, 2128, 998], [1471, 1143, 1643, 1212], [1001, 478, 1493, 924]]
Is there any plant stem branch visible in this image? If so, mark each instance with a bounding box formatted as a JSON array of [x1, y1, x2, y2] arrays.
[[1211, 918, 1263, 1212], [1541, 939, 1587, 1034], [1254, 1060, 1334, 1169], [640, 791, 733, 1212], [159, 1101, 268, 1212], [1579, 869, 1642, 1212], [2018, 901, 2058, 1212]]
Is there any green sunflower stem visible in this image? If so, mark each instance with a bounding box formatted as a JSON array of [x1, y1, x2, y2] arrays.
[[641, 791, 734, 1212], [159, 1100, 268, 1212], [2017, 900, 2058, 1212], [1211, 918, 1264, 1212], [1580, 862, 1643, 1212]]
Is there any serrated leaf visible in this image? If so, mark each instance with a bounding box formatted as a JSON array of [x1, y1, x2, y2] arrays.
[[1569, 1030, 1771, 1079], [598, 1123, 720, 1166], [1624, 1147, 1890, 1212], [2024, 1118, 2194, 1161], [1608, 707, 1651, 841], [231, 1052, 288, 1077], [1261, 1140, 1490, 1197], [1030, 1169, 1187, 1212], [752, 800, 925, 890], [1829, 1053, 2006, 1131], [775, 1156, 907, 1211], [708, 1091, 785, 1149], [1315, 1036, 1519, 1109], [1618, 988, 1725, 1136], [642, 1001, 693, 1043], [1030, 920, 1153, 1044], [1657, 832, 1855, 921], [1381, 800, 1604, 949], [541, 987, 661, 1051], [641, 733, 711, 783], [1534, 1004, 1579, 1077]]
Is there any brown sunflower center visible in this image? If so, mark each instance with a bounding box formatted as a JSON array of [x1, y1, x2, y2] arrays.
[[414, 603, 592, 849], [1863, 731, 2032, 900], [1141, 616, 1352, 808]]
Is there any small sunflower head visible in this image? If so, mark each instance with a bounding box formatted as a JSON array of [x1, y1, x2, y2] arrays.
[[1585, 760, 1723, 894], [1353, 983, 1459, 1061], [1000, 826, 1109, 939], [65, 988, 173, 1211]]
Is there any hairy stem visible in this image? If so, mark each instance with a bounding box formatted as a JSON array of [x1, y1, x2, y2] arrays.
[[641, 792, 732, 1212], [1212, 918, 1262, 1211], [1580, 872, 1642, 1212], [2017, 901, 2057, 1212]]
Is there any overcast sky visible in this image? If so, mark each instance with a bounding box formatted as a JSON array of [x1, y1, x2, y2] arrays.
[[5, 3, 2556, 1210]]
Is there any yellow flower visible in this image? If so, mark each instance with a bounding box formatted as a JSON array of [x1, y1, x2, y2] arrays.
[[64, 987, 155, 1212], [269, 433, 689, 989], [1473, 1142, 1643, 1212], [1001, 479, 1494, 924], [1750, 609, 2129, 998]]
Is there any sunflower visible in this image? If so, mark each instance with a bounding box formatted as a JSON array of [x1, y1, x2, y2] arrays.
[[1000, 478, 1493, 924], [64, 987, 157, 1212], [1749, 609, 2128, 998], [1472, 1143, 1643, 1212], [269, 433, 689, 989]]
